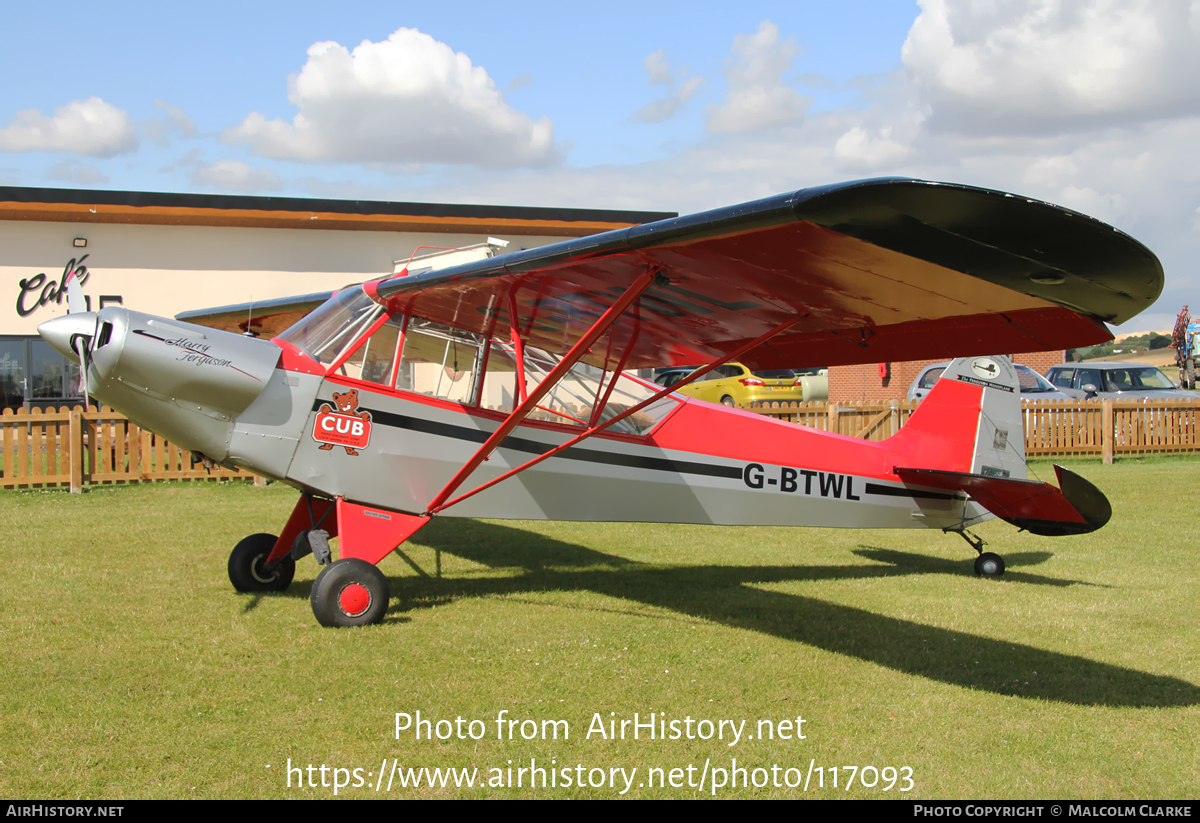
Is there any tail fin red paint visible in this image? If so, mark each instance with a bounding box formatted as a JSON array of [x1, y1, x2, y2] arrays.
[[890, 357, 1111, 536], [888, 356, 1027, 479]]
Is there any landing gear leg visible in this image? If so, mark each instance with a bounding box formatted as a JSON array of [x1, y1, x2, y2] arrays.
[[946, 528, 1006, 578]]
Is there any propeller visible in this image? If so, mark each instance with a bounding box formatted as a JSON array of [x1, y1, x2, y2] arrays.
[[64, 268, 95, 402]]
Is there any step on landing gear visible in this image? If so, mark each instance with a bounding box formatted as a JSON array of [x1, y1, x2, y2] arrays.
[[948, 528, 1006, 578]]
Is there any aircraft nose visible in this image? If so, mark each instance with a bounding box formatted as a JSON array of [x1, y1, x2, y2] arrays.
[[38, 313, 98, 361]]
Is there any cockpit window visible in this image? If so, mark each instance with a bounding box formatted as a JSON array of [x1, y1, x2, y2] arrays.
[[396, 318, 484, 403], [276, 287, 382, 366]]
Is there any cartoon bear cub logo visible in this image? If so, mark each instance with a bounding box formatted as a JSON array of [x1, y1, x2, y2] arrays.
[[313, 389, 372, 455]]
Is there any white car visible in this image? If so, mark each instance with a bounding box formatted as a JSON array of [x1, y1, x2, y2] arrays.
[[908, 362, 1073, 403]]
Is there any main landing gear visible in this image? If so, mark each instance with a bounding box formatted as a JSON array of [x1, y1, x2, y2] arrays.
[[227, 494, 423, 628], [310, 559, 390, 628], [948, 528, 1006, 578]]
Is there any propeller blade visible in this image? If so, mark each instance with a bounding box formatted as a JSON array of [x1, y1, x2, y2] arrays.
[[65, 268, 86, 315]]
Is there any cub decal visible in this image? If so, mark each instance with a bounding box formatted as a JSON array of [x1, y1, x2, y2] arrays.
[[313, 389, 372, 455]]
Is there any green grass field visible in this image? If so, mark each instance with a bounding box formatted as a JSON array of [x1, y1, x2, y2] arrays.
[[1, 458, 1197, 799]]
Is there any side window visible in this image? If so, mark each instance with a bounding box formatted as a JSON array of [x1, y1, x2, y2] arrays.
[[919, 367, 946, 389], [1076, 369, 1102, 391], [336, 315, 403, 385], [479, 341, 676, 434], [396, 318, 484, 404], [1048, 369, 1074, 389]]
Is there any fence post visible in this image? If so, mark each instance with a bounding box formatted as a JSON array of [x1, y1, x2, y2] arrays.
[[828, 402, 839, 435], [1102, 398, 1114, 465], [69, 406, 83, 493]]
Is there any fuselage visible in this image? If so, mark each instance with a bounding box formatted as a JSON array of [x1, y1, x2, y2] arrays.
[[39, 303, 988, 532]]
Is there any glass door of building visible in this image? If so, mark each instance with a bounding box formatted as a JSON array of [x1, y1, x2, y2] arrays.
[[0, 337, 83, 412]]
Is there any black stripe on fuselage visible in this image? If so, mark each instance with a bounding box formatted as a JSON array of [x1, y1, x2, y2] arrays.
[[314, 399, 743, 480], [312, 399, 962, 499], [863, 482, 961, 501]]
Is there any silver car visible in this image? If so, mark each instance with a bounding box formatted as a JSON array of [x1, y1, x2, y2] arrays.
[[1044, 362, 1194, 399], [908, 362, 1073, 403]]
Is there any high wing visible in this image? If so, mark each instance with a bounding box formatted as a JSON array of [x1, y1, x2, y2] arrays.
[[178, 178, 1162, 370], [177, 291, 334, 339]]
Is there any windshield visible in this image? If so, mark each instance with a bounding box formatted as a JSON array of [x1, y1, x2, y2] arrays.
[[275, 287, 383, 366], [1015, 365, 1057, 393]]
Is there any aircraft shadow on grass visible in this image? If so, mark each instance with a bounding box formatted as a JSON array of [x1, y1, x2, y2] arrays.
[[259, 518, 1199, 709]]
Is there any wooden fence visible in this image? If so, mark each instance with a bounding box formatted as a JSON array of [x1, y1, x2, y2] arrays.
[[0, 405, 258, 491], [747, 397, 1200, 463], [4, 397, 1200, 491]]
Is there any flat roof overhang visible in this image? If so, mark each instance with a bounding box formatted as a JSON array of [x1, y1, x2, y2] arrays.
[[0, 187, 676, 237]]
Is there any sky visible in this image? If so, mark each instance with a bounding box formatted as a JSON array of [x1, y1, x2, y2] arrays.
[[1, 0, 1197, 333]]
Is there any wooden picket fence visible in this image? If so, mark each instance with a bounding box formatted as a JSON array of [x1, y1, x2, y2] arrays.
[[0, 405, 259, 491], [4, 397, 1200, 491], [747, 397, 1200, 463]]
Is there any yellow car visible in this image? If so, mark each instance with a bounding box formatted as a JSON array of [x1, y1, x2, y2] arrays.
[[672, 363, 805, 407]]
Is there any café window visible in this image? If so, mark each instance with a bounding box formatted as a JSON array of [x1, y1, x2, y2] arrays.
[[0, 337, 82, 411]]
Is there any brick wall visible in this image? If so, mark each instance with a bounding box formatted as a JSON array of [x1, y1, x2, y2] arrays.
[[828, 350, 1067, 402]]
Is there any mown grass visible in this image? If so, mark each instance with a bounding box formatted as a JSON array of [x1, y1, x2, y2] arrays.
[[0, 459, 1196, 799]]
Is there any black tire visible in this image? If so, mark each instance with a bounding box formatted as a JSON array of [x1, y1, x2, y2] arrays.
[[228, 533, 295, 592], [310, 558, 389, 628], [720, 395, 735, 407], [974, 552, 1006, 577], [1188, 358, 1196, 391]]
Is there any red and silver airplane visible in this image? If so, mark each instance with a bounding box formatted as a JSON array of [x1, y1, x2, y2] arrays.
[[38, 178, 1160, 627]]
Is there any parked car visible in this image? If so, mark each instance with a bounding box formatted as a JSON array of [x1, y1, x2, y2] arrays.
[[1044, 362, 1195, 399], [908, 362, 1073, 403], [652, 367, 695, 389], [672, 362, 806, 407]]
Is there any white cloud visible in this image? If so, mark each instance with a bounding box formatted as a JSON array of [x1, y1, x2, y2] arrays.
[[190, 159, 282, 193], [631, 51, 704, 124], [644, 50, 674, 86], [903, 0, 1200, 134], [44, 159, 110, 186], [224, 28, 559, 168], [705, 21, 810, 133], [0, 97, 138, 157], [142, 99, 197, 147], [833, 125, 914, 171]]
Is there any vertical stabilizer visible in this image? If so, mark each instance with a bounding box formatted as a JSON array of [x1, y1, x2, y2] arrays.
[[888, 356, 1027, 480]]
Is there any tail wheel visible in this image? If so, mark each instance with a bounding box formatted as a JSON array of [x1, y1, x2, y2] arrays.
[[310, 559, 389, 627], [974, 552, 1006, 577], [720, 395, 736, 407], [228, 533, 295, 592]]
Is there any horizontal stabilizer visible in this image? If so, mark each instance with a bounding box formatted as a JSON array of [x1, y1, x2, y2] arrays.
[[893, 465, 1111, 536]]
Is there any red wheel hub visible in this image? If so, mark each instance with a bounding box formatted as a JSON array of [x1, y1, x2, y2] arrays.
[[338, 583, 371, 617]]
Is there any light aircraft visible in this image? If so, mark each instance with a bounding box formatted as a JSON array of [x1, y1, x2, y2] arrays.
[[38, 178, 1161, 627]]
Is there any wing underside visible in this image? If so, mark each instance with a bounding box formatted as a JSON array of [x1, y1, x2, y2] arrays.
[[179, 178, 1163, 370]]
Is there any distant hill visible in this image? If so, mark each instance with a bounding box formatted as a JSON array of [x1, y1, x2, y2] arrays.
[[1068, 330, 1173, 362]]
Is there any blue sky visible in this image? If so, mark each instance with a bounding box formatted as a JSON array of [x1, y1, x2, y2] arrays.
[[2, 1, 1198, 332]]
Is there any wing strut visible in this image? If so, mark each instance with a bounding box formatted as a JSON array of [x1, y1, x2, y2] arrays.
[[425, 314, 800, 515], [426, 266, 662, 512]]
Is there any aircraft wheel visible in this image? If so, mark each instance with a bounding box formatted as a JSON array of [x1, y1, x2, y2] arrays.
[[228, 533, 295, 592], [973, 552, 1005, 577], [310, 559, 389, 628], [720, 395, 735, 407]]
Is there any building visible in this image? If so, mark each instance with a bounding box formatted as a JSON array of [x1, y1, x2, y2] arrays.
[[0, 187, 673, 411]]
